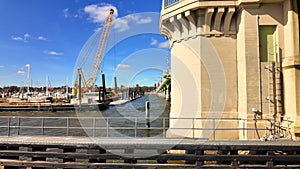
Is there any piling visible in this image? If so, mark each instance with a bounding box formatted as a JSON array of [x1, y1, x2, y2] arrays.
[[145, 101, 150, 128], [78, 73, 82, 105], [114, 76, 118, 94], [102, 73, 106, 98]]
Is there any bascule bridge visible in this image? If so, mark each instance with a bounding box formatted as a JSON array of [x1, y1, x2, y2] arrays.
[[160, 0, 300, 139]]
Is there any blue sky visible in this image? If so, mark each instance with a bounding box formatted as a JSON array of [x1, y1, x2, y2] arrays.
[[0, 0, 170, 88]]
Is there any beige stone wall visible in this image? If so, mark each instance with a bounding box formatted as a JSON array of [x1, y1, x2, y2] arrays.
[[200, 36, 239, 140], [236, 2, 288, 139], [208, 37, 237, 112], [236, 7, 262, 139], [168, 38, 202, 138], [167, 35, 239, 139]]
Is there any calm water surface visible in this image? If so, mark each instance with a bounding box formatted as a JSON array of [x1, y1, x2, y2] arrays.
[[0, 94, 170, 137]]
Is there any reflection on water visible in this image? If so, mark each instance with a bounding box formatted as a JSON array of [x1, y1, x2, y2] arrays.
[[78, 94, 170, 137], [0, 94, 170, 137]]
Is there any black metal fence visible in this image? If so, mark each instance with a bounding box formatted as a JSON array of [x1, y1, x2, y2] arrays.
[[0, 116, 285, 139]]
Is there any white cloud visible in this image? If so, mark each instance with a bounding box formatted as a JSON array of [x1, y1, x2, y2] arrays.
[[150, 38, 158, 46], [74, 13, 81, 18], [17, 64, 30, 75], [117, 64, 131, 69], [123, 15, 152, 25], [112, 15, 153, 32], [44, 50, 64, 56], [84, 4, 118, 23], [0, 66, 4, 68], [24, 33, 30, 38], [124, 15, 139, 22], [113, 18, 130, 32], [11, 36, 23, 41], [63, 8, 84, 19], [63, 8, 70, 18], [11, 33, 30, 42], [17, 70, 25, 75], [150, 66, 164, 70], [37, 36, 47, 41], [137, 17, 152, 24], [158, 41, 170, 49], [23, 33, 30, 42], [83, 4, 152, 33]]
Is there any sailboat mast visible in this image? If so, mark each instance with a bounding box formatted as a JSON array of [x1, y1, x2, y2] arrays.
[[66, 77, 69, 96], [46, 75, 49, 96], [26, 64, 31, 93]]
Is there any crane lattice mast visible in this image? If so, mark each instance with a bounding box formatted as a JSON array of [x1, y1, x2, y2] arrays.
[[86, 9, 114, 89], [75, 9, 114, 93]]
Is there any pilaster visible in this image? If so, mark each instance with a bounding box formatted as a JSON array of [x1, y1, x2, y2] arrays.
[[282, 0, 300, 135]]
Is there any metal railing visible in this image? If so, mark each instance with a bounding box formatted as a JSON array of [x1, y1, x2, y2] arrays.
[[0, 116, 280, 139]]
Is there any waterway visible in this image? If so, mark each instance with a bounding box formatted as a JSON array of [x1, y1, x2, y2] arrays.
[[0, 94, 170, 137]]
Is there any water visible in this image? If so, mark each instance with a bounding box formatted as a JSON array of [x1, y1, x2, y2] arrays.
[[0, 94, 170, 137]]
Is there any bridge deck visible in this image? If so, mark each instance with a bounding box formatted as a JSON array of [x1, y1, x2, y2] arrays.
[[0, 136, 299, 149]]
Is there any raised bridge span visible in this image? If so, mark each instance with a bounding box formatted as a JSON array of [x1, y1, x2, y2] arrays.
[[0, 116, 298, 168]]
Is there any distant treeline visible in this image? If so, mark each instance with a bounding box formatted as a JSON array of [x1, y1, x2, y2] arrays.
[[0, 85, 156, 93], [0, 86, 70, 93]]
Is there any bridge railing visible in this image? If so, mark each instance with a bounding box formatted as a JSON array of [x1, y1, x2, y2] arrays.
[[0, 116, 279, 139], [164, 0, 181, 8]]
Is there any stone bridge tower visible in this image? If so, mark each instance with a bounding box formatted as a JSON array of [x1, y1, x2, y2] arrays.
[[160, 0, 300, 140]]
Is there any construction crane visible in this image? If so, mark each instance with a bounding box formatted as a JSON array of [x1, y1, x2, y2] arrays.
[[74, 9, 114, 95]]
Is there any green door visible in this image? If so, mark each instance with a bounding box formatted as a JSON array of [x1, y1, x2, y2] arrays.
[[259, 26, 277, 62]]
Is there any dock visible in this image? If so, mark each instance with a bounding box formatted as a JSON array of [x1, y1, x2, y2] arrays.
[[0, 102, 110, 112], [0, 136, 299, 168], [0, 104, 75, 112], [109, 95, 143, 106]]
